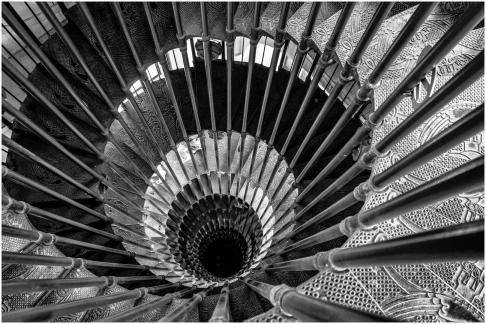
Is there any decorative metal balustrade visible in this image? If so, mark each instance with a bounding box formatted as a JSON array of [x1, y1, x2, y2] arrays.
[[1, 2, 484, 322]]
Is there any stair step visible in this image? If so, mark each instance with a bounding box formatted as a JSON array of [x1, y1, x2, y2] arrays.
[[234, 3, 269, 36], [5, 3, 484, 322]]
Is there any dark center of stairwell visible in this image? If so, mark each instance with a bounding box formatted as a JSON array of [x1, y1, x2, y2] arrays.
[[199, 229, 248, 278], [168, 193, 264, 283]]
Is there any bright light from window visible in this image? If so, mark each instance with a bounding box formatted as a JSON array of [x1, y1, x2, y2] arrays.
[[115, 38, 300, 114], [234, 36, 248, 62], [129, 80, 144, 96], [186, 39, 195, 67], [156, 163, 167, 180], [167, 45, 194, 70], [256, 37, 274, 67], [117, 98, 129, 112], [298, 53, 314, 81], [146, 63, 161, 81], [281, 41, 297, 71], [234, 36, 280, 68]]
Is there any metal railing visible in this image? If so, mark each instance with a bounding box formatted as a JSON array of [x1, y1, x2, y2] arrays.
[[243, 279, 390, 321], [2, 2, 484, 322]]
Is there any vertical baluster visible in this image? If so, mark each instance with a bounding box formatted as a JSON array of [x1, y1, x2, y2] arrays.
[[3, 98, 169, 224], [2, 136, 101, 200], [254, 3, 321, 215], [13, 4, 175, 203], [322, 62, 339, 91], [3, 55, 171, 210], [3, 195, 122, 241], [1, 166, 169, 241], [297, 49, 483, 220], [244, 279, 390, 321], [2, 57, 101, 155], [299, 3, 437, 180], [282, 100, 482, 238], [171, 51, 179, 69], [2, 4, 107, 133], [144, 3, 202, 188], [291, 3, 392, 168], [249, 3, 290, 210], [209, 283, 231, 322], [240, 37, 245, 62], [341, 80, 357, 102], [233, 3, 263, 229], [268, 220, 484, 273], [295, 122, 370, 200], [373, 103, 484, 189], [235, 3, 262, 199], [2, 100, 103, 182], [256, 3, 358, 228], [170, 2, 211, 177], [260, 37, 266, 64], [106, 133, 175, 209], [226, 2, 235, 192], [280, 157, 483, 255], [0, 118, 170, 246], [283, 2, 355, 159], [76, 3, 176, 197], [222, 40, 226, 61], [268, 108, 485, 252], [111, 3, 189, 191], [246, 3, 290, 209], [297, 5, 484, 196], [200, 2, 222, 194], [161, 289, 211, 321]]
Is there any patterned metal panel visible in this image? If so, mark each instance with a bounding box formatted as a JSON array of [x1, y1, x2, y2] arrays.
[[253, 4, 484, 322], [295, 27, 484, 324], [117, 131, 298, 287], [3, 2, 484, 322]]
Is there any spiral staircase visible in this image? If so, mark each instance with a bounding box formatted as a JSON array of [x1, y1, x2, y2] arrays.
[[1, 2, 484, 322]]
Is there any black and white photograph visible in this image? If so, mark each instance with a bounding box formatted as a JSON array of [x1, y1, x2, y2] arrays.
[[1, 1, 484, 322]]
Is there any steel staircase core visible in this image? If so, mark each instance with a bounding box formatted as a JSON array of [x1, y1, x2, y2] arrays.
[[1, 2, 484, 322]]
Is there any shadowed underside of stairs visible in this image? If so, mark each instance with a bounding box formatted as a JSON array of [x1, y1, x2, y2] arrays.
[[1, 1, 485, 322]]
